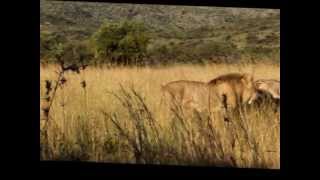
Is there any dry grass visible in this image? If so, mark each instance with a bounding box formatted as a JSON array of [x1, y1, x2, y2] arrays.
[[40, 63, 280, 169]]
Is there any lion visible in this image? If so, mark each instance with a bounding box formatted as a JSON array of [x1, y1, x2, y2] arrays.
[[207, 73, 258, 114], [160, 80, 210, 114], [254, 79, 280, 100], [160, 73, 258, 119], [253, 79, 280, 112]]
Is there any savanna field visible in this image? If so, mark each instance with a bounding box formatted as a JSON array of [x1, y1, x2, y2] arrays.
[[40, 63, 280, 169]]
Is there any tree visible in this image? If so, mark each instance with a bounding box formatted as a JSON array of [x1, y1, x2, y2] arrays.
[[91, 20, 150, 66]]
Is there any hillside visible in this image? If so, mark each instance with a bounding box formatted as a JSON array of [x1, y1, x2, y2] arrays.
[[40, 0, 280, 64]]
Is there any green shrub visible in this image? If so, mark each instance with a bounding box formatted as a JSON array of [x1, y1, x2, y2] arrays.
[[91, 20, 151, 66], [58, 41, 94, 66], [40, 32, 67, 62]]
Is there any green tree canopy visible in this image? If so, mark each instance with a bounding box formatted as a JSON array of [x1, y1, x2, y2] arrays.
[[91, 20, 150, 65]]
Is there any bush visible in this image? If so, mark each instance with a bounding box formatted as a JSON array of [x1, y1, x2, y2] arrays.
[[246, 33, 260, 45], [194, 41, 240, 63], [241, 46, 279, 63], [40, 31, 94, 66], [40, 32, 67, 62], [58, 41, 94, 66], [91, 20, 151, 66]]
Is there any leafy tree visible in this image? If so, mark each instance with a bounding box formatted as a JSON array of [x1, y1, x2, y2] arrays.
[[91, 20, 150, 66]]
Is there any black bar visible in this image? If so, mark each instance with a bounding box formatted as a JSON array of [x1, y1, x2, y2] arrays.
[[40, 161, 280, 177]]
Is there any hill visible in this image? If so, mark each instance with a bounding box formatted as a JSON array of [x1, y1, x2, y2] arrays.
[[40, 0, 280, 64]]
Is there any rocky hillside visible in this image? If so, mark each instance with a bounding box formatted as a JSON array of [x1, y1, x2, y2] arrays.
[[41, 1, 279, 37], [40, 0, 280, 64]]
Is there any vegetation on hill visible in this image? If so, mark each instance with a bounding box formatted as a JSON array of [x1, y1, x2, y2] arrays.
[[40, 0, 280, 66]]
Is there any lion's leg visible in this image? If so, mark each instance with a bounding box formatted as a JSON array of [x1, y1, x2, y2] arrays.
[[222, 93, 237, 122], [226, 93, 237, 110]]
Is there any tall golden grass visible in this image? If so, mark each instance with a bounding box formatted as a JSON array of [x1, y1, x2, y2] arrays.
[[40, 63, 280, 169]]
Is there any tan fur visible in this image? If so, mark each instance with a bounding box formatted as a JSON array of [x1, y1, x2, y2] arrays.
[[207, 73, 257, 113], [160, 80, 209, 113], [254, 79, 280, 99], [160, 73, 258, 117]]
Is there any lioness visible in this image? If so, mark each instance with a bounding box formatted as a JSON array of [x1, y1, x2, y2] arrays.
[[254, 79, 280, 99], [160, 80, 209, 113], [253, 79, 280, 112]]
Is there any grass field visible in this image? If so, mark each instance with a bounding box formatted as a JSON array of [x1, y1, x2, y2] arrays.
[[40, 63, 280, 169]]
